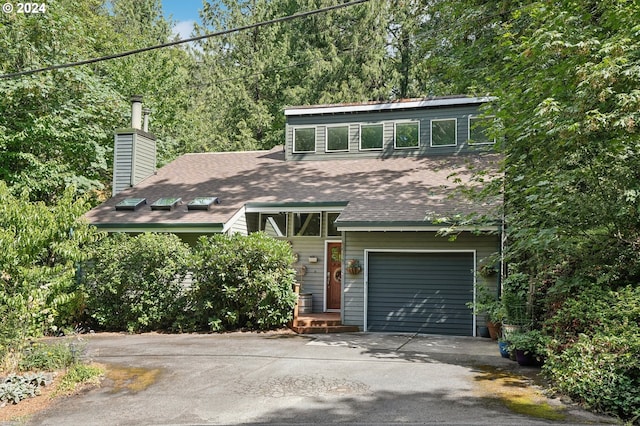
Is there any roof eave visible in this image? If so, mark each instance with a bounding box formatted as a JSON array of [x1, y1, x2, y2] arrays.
[[93, 223, 225, 233], [335, 220, 501, 232], [284, 96, 497, 116]]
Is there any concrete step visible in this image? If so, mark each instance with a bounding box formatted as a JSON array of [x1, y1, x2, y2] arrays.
[[291, 325, 360, 334]]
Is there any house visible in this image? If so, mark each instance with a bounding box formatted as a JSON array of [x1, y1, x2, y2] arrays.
[[85, 95, 502, 336]]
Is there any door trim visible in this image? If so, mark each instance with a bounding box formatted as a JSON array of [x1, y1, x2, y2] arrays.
[[363, 249, 477, 334], [324, 240, 342, 312]]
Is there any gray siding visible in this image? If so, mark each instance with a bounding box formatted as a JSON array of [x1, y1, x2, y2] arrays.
[[113, 133, 133, 195], [342, 231, 499, 332], [285, 105, 493, 161], [132, 133, 156, 185], [112, 130, 156, 196], [226, 210, 248, 235]]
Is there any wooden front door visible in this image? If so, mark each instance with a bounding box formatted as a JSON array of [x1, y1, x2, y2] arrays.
[[326, 242, 342, 310]]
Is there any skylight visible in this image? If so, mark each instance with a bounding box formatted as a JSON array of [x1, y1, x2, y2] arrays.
[[187, 197, 220, 211], [150, 197, 181, 210], [115, 198, 146, 211]]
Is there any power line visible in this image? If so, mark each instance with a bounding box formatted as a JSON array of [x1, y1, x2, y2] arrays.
[[0, 0, 371, 80]]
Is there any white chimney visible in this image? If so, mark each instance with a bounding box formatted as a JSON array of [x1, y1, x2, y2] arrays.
[[131, 95, 143, 130], [142, 108, 151, 132]]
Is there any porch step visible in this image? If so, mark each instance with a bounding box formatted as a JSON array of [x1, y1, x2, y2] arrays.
[[291, 324, 360, 334], [290, 313, 359, 334]]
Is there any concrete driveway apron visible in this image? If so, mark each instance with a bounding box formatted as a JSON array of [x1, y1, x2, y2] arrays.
[[24, 332, 614, 425]]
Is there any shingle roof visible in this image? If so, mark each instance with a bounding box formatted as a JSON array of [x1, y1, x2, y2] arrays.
[[84, 146, 501, 228]]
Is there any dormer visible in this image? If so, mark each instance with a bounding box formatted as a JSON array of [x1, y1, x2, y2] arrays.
[[283, 96, 496, 161]]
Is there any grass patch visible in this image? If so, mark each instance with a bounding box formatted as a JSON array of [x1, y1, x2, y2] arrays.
[[56, 363, 104, 395]]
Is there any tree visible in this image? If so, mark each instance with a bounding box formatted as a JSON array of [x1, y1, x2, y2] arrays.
[[0, 0, 126, 202], [0, 181, 102, 362], [0, 0, 196, 202], [188, 0, 396, 153]]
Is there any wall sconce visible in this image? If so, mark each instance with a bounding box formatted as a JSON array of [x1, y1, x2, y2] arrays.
[[308, 256, 318, 263]]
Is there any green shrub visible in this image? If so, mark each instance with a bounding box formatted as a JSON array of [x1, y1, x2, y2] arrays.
[[18, 341, 79, 372], [544, 332, 640, 421], [190, 233, 297, 331], [543, 284, 640, 421], [0, 182, 101, 367], [82, 233, 191, 332]]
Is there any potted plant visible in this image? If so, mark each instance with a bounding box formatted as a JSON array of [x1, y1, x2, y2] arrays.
[[501, 272, 530, 338], [346, 259, 362, 275], [507, 329, 546, 366], [467, 285, 505, 340]]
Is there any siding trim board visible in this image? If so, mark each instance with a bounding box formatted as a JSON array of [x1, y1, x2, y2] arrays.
[[363, 249, 477, 336]]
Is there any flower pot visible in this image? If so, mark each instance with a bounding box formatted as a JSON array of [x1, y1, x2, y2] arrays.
[[346, 266, 362, 275], [515, 349, 535, 366], [501, 323, 522, 340], [487, 321, 502, 340], [498, 341, 510, 358]]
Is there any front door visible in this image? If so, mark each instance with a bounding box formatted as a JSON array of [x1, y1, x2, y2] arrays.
[[326, 242, 342, 310]]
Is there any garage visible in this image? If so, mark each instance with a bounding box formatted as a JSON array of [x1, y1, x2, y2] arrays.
[[366, 251, 475, 335]]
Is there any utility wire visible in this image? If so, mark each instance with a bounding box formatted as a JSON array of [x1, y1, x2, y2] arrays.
[[0, 0, 371, 79]]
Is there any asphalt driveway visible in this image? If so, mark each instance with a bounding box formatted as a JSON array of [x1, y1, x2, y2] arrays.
[[24, 332, 614, 425]]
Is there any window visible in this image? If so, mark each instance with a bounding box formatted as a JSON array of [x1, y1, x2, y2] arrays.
[[394, 121, 420, 149], [327, 212, 341, 236], [431, 118, 457, 147], [115, 198, 146, 211], [260, 213, 288, 237], [293, 127, 316, 153], [293, 212, 321, 237], [187, 197, 220, 210], [468, 116, 495, 144], [150, 197, 181, 210], [326, 126, 349, 152], [360, 123, 383, 150]]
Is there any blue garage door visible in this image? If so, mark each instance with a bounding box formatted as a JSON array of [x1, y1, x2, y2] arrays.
[[367, 252, 474, 335]]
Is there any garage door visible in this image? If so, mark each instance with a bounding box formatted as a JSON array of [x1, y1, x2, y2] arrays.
[[367, 252, 474, 335]]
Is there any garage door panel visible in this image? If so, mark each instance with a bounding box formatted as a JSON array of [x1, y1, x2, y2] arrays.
[[367, 252, 474, 335]]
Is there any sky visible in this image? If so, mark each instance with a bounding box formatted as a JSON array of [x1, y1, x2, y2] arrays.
[[162, 0, 205, 40]]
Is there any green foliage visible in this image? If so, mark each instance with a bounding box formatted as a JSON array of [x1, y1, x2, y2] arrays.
[[57, 363, 103, 393], [506, 330, 547, 357], [0, 182, 101, 366], [190, 232, 297, 331], [0, 373, 52, 404], [467, 284, 504, 323], [82, 233, 191, 332], [544, 332, 640, 421], [543, 284, 640, 421], [18, 341, 79, 372], [501, 273, 530, 325]]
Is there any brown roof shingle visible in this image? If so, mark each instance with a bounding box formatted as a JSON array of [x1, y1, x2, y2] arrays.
[[84, 146, 501, 228]]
